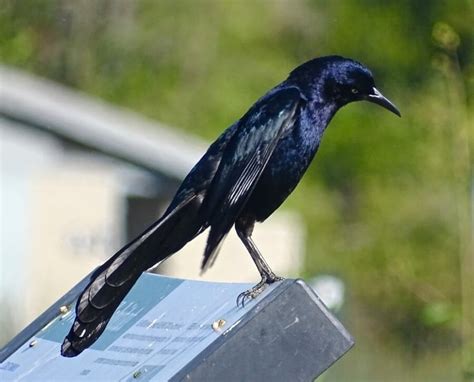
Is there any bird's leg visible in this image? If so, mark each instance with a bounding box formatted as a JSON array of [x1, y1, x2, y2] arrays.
[[238, 232, 281, 281], [235, 219, 283, 307]]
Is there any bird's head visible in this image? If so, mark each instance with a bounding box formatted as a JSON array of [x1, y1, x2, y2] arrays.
[[289, 56, 401, 117]]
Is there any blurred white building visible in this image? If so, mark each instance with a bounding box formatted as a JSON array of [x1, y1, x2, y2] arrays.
[[0, 66, 304, 341]]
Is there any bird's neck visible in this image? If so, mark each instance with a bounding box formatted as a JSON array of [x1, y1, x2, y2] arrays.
[[296, 100, 338, 150], [307, 101, 339, 134]]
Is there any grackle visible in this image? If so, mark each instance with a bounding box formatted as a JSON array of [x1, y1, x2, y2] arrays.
[[61, 55, 400, 357]]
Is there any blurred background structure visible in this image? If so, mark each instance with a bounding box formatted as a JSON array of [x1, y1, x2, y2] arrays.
[[0, 1, 472, 381]]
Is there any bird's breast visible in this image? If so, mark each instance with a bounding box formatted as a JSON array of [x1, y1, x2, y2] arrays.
[[244, 117, 322, 222], [268, 118, 321, 184]]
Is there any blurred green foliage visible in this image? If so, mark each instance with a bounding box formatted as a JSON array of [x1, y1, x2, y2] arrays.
[[1, 0, 472, 368]]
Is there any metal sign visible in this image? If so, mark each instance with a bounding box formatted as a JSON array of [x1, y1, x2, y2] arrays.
[[0, 274, 353, 381]]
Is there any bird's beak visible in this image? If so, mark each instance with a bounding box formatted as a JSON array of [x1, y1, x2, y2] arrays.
[[366, 87, 401, 117]]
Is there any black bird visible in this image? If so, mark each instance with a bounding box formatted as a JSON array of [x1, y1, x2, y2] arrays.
[[61, 55, 400, 357]]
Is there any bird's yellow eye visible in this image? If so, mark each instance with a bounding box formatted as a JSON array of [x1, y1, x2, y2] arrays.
[[351, 88, 359, 94]]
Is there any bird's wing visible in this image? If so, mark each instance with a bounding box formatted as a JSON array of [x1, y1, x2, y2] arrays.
[[62, 122, 240, 357], [200, 86, 303, 270]]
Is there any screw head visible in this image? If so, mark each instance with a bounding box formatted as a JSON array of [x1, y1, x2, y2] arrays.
[[212, 319, 226, 332]]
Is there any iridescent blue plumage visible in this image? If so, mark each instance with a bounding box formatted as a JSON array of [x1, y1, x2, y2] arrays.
[[62, 55, 400, 357]]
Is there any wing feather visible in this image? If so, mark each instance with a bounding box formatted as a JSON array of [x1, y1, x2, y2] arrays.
[[200, 86, 303, 270]]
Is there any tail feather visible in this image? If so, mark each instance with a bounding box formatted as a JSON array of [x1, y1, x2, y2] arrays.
[[62, 293, 127, 357], [61, 195, 203, 357], [201, 226, 229, 272]]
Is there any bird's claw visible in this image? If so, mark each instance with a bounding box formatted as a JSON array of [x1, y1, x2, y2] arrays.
[[236, 285, 266, 308], [236, 275, 284, 308], [269, 275, 284, 282]]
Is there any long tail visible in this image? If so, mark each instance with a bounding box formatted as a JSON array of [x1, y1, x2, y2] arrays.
[[61, 195, 203, 357]]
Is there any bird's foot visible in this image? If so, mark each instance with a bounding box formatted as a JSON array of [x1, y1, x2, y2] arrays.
[[236, 282, 267, 308], [267, 273, 284, 283], [236, 275, 284, 308]]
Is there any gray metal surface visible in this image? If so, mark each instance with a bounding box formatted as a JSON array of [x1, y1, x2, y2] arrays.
[[0, 274, 353, 381], [172, 279, 354, 382]]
